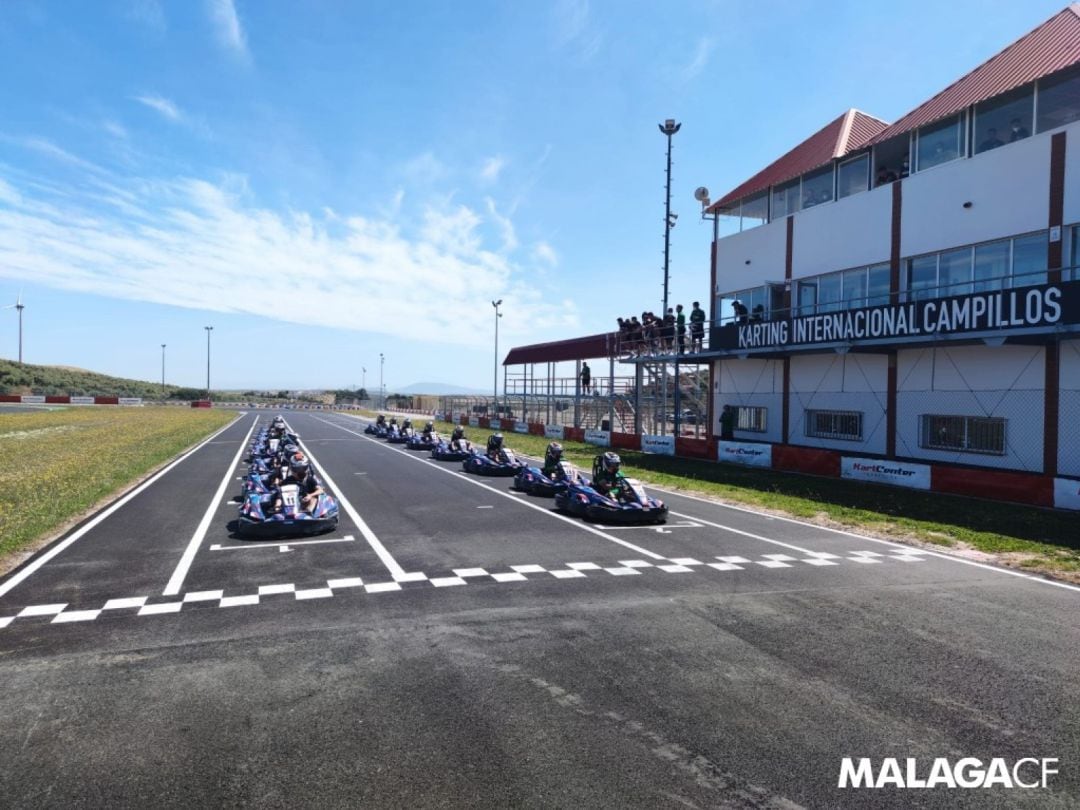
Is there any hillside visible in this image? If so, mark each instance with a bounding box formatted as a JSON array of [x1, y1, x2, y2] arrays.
[[0, 359, 184, 399]]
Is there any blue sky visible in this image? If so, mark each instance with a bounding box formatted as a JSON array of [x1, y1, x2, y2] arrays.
[[0, 0, 1067, 392]]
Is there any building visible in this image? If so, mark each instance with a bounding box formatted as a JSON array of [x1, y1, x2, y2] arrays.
[[704, 5, 1080, 507]]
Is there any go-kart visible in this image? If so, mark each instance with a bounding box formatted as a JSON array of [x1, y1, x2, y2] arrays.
[[513, 460, 585, 496], [406, 432, 438, 451], [554, 477, 668, 524], [431, 439, 473, 461], [237, 483, 339, 538], [386, 424, 408, 443], [364, 422, 382, 435], [463, 448, 526, 477]]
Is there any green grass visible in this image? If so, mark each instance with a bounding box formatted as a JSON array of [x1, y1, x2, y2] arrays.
[[354, 411, 1080, 581], [0, 407, 235, 561]]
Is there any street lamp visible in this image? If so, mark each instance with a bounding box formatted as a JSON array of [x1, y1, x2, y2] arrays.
[[492, 299, 502, 415], [204, 326, 213, 400], [379, 353, 384, 410], [658, 118, 680, 316], [361, 366, 366, 398], [161, 343, 166, 399]]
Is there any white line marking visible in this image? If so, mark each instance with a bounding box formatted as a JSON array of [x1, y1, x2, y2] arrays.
[[17, 604, 67, 617], [431, 576, 467, 587], [209, 536, 355, 552], [892, 555, 926, 562], [327, 577, 364, 588], [669, 511, 819, 556], [491, 572, 528, 582], [454, 568, 489, 578], [102, 597, 148, 610], [511, 564, 548, 573], [806, 552, 841, 559], [220, 595, 259, 607], [597, 521, 703, 531], [849, 557, 881, 564], [804, 558, 837, 567], [605, 567, 641, 576], [309, 414, 668, 561], [0, 415, 244, 599], [763, 554, 797, 561], [652, 485, 1080, 595], [617, 560, 654, 569], [669, 557, 703, 566], [184, 590, 223, 602], [717, 555, 751, 564], [293, 430, 415, 582], [53, 609, 101, 623], [550, 569, 587, 579], [394, 572, 429, 583], [567, 562, 602, 571], [163, 416, 258, 596], [476, 505, 494, 509], [658, 564, 694, 573], [365, 582, 401, 594], [139, 602, 183, 615], [756, 560, 791, 569], [258, 584, 296, 595], [295, 588, 333, 600], [0, 617, 13, 628], [708, 562, 743, 571], [851, 551, 884, 557]]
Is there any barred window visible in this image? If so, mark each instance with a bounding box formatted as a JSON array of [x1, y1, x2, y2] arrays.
[[805, 410, 863, 441], [920, 414, 1006, 455], [736, 406, 767, 432]]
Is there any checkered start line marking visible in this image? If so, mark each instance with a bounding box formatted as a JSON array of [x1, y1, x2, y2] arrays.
[[0, 549, 928, 630]]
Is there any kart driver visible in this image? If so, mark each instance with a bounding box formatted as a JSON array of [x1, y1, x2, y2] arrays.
[[592, 452, 628, 500], [449, 426, 469, 451], [423, 421, 436, 440], [401, 418, 412, 435], [275, 460, 325, 514], [542, 442, 565, 478], [375, 414, 387, 428], [486, 433, 507, 462]]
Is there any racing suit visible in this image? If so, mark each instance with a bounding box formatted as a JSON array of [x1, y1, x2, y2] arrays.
[[593, 469, 627, 500]]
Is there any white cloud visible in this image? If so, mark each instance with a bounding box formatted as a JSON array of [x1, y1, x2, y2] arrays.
[[133, 94, 182, 122], [479, 155, 506, 183], [126, 0, 166, 32], [553, 0, 603, 62], [681, 37, 713, 82], [532, 241, 558, 267], [402, 152, 449, 186], [0, 165, 576, 346], [207, 0, 250, 60], [485, 198, 518, 253], [103, 120, 128, 139]]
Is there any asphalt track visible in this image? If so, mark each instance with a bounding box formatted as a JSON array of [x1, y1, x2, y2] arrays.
[[1, 410, 1078, 809]]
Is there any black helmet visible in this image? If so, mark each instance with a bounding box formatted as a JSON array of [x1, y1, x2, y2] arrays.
[[425, 421, 434, 431], [402, 418, 412, 429], [545, 442, 563, 466], [601, 451, 621, 474], [290, 459, 310, 476], [389, 416, 397, 425], [376, 413, 385, 422], [487, 433, 504, 452], [452, 426, 464, 439]]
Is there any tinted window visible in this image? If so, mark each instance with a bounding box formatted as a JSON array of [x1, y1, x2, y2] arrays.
[[907, 256, 937, 301], [974, 85, 1033, 153], [741, 192, 768, 229], [1012, 232, 1047, 287], [938, 248, 972, 296], [867, 264, 891, 306], [917, 115, 963, 170], [974, 240, 1009, 291], [1037, 63, 1080, 133], [837, 154, 868, 198], [843, 267, 867, 307], [817, 273, 841, 312], [801, 166, 833, 209], [771, 179, 799, 220]]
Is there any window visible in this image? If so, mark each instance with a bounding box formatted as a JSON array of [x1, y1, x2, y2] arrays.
[[938, 248, 972, 297], [805, 410, 863, 441], [837, 154, 869, 199], [907, 255, 938, 300], [1072, 225, 1080, 280], [771, 179, 799, 220], [1012, 232, 1048, 288], [974, 84, 1033, 153], [843, 267, 868, 307], [801, 165, 833, 209], [736, 406, 767, 432], [872, 133, 909, 185], [973, 240, 1009, 291], [920, 415, 1006, 455], [867, 264, 891, 306], [1037, 63, 1080, 133], [797, 282, 817, 316], [917, 114, 964, 171], [741, 191, 768, 230]]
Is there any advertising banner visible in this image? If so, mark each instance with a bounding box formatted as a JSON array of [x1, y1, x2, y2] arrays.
[[118, 397, 143, 406], [544, 424, 565, 440], [514, 421, 529, 434], [641, 434, 675, 456], [1054, 477, 1080, 511], [70, 396, 95, 405], [584, 429, 610, 447], [489, 418, 501, 430], [718, 440, 772, 468], [841, 456, 931, 490], [20, 395, 45, 404], [469, 416, 479, 427]]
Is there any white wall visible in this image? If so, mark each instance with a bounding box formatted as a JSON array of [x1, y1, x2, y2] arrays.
[[896, 345, 1045, 472], [789, 352, 889, 454], [901, 132, 1050, 258], [713, 358, 783, 443], [1062, 121, 1080, 229], [791, 184, 892, 279], [713, 216, 787, 297], [1059, 339, 1080, 477]]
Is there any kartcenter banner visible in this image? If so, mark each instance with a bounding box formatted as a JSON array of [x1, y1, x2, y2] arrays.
[[718, 440, 772, 468], [641, 435, 675, 456], [841, 456, 931, 490], [716, 281, 1080, 351]]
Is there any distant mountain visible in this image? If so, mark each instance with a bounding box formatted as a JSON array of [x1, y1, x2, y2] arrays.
[[395, 382, 489, 395]]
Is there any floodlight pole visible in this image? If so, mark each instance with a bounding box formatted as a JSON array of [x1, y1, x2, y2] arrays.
[[204, 326, 213, 400], [492, 299, 502, 416], [659, 119, 680, 435], [379, 353, 385, 410], [161, 344, 166, 398]]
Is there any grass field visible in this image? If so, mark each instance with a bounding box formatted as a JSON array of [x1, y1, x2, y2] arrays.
[[357, 411, 1080, 582], [0, 407, 235, 561]]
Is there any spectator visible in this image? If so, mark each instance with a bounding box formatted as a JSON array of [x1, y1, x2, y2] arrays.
[[979, 127, 1004, 152], [732, 300, 749, 325], [899, 155, 910, 179], [629, 316, 643, 355], [1009, 117, 1029, 142], [750, 304, 765, 323], [875, 165, 897, 186], [676, 304, 687, 353], [580, 361, 592, 395], [663, 308, 676, 352], [720, 404, 736, 441], [690, 301, 706, 353], [642, 312, 656, 354]]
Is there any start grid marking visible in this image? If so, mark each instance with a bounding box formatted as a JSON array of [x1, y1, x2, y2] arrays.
[[0, 550, 930, 630]]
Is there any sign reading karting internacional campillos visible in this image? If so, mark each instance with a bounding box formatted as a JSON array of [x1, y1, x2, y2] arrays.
[[715, 281, 1080, 351]]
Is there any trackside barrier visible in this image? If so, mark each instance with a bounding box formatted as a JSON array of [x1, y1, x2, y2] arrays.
[[675, 436, 712, 459], [718, 440, 771, 467], [935, 466, 1054, 508], [1054, 477, 1080, 510], [641, 434, 674, 455], [611, 432, 641, 451], [772, 445, 842, 478], [529, 423, 546, 436]]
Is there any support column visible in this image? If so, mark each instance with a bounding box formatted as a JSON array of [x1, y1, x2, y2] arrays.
[[634, 364, 644, 434], [889, 181, 903, 303], [574, 359, 581, 428], [886, 351, 898, 458], [608, 354, 615, 433], [781, 357, 791, 445], [1045, 341, 1060, 476], [1048, 131, 1066, 282]]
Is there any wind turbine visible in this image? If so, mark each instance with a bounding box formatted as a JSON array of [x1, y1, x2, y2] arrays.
[[3, 290, 24, 364]]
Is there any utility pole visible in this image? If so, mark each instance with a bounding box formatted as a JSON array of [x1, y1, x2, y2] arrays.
[[492, 299, 502, 416], [161, 344, 166, 398], [659, 119, 680, 435], [204, 326, 213, 400]]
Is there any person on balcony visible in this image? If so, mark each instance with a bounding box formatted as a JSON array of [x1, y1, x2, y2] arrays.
[[690, 302, 706, 353]]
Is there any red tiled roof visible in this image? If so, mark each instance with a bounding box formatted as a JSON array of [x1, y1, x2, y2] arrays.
[[503, 332, 616, 366], [868, 4, 1080, 146], [710, 109, 888, 210]]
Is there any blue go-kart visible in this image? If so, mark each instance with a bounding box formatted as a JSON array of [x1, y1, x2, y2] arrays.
[[407, 432, 438, 451], [554, 476, 668, 525], [431, 439, 473, 461], [237, 483, 340, 538], [463, 448, 526, 477], [513, 460, 585, 497]]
